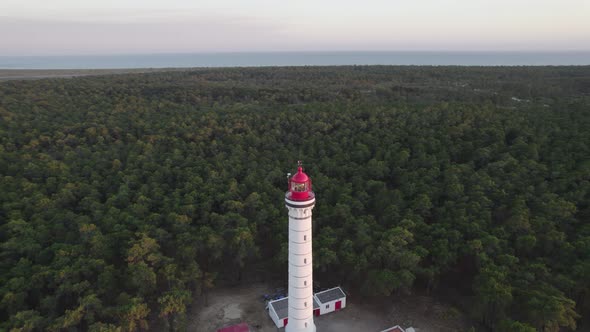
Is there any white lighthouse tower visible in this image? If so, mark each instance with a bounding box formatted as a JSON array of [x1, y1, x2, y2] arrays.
[[285, 162, 316, 332]]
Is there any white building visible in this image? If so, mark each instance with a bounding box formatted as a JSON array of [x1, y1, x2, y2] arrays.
[[271, 165, 349, 331], [285, 163, 316, 332], [268, 296, 320, 329], [314, 287, 347, 315], [267, 288, 348, 329]]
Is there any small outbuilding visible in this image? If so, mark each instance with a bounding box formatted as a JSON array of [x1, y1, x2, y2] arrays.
[[267, 287, 346, 328], [314, 287, 346, 315], [268, 296, 320, 328], [268, 297, 288, 328]]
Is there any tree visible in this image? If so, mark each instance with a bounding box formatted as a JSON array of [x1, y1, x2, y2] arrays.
[[158, 289, 191, 332], [1, 65, 589, 330], [119, 298, 150, 332], [524, 288, 579, 332], [473, 265, 512, 329], [497, 319, 535, 332]]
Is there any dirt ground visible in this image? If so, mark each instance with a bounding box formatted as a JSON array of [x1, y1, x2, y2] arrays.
[[186, 283, 277, 332], [186, 283, 470, 332]]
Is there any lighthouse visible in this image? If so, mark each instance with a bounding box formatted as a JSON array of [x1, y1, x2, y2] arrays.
[[285, 162, 316, 332]]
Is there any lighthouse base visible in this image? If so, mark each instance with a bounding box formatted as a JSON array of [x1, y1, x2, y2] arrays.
[[286, 322, 316, 332]]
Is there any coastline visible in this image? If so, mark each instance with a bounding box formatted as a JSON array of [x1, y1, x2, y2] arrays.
[[1, 51, 589, 71]]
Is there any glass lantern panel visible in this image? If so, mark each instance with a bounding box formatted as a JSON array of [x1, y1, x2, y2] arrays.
[[292, 181, 307, 192]]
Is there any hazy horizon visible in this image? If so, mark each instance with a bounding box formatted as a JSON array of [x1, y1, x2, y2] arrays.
[[3, 50, 590, 57], [2, 51, 589, 69], [1, 0, 589, 56]]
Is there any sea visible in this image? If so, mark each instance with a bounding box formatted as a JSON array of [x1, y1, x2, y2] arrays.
[[0, 51, 589, 69]]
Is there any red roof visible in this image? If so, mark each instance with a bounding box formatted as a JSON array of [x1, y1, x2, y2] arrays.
[[217, 323, 250, 332], [291, 166, 309, 183]]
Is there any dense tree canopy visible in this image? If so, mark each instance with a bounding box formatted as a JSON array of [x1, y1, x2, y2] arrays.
[[1, 66, 589, 331]]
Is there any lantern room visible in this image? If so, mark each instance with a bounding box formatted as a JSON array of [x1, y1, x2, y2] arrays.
[[287, 164, 314, 201]]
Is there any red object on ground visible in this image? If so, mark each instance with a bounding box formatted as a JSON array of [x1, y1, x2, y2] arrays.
[[217, 322, 250, 332], [287, 165, 314, 201]]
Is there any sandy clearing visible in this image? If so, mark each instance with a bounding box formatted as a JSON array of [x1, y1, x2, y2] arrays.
[[185, 283, 469, 332]]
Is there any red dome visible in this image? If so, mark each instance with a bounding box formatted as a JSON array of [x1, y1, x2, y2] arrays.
[[291, 167, 309, 183], [286, 165, 314, 201]]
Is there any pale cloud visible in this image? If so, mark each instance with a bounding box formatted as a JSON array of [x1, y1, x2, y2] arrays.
[[0, 16, 293, 55], [0, 0, 588, 55]]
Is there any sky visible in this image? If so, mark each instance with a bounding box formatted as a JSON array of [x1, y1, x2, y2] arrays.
[[1, 0, 589, 55]]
